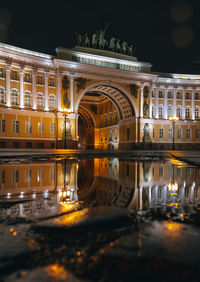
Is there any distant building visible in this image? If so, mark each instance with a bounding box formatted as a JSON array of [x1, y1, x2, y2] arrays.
[[0, 42, 199, 149]]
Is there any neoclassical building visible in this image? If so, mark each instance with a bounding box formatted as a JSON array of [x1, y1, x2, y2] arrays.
[[0, 42, 200, 149]]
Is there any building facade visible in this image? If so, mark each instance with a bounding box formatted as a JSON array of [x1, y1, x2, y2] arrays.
[[0, 42, 200, 150]]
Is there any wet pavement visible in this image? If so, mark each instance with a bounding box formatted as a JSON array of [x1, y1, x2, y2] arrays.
[[0, 153, 200, 281]]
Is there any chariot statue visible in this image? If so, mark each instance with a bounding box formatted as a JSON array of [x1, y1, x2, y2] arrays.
[[122, 41, 127, 54], [108, 37, 115, 51], [92, 32, 98, 48], [115, 39, 121, 53], [84, 33, 90, 48]]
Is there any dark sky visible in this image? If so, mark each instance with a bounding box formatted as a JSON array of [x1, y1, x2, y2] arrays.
[[1, 0, 200, 74]]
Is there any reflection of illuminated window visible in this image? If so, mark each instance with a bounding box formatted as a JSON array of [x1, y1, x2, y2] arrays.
[[12, 170, 19, 183], [194, 188, 198, 198], [186, 167, 190, 177], [159, 167, 163, 177], [25, 169, 32, 182], [37, 168, 44, 182], [0, 170, 5, 184], [152, 167, 155, 176], [177, 167, 181, 177], [158, 188, 162, 199], [168, 167, 173, 177], [185, 187, 189, 197]]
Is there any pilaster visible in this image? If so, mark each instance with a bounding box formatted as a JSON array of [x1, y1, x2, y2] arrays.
[[70, 75, 75, 112], [155, 87, 159, 119], [5, 64, 11, 107], [139, 84, 143, 118], [149, 85, 152, 119], [164, 87, 168, 119], [192, 88, 195, 120], [32, 69, 37, 110], [44, 71, 49, 111], [19, 66, 24, 108], [56, 70, 62, 111], [182, 88, 185, 120]]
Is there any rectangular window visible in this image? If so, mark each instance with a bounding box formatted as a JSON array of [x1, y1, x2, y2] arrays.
[[49, 77, 55, 87], [159, 128, 164, 139], [177, 128, 182, 139], [25, 121, 32, 134], [152, 90, 155, 98], [177, 167, 181, 177], [195, 92, 199, 100], [186, 167, 191, 177], [153, 128, 155, 138], [186, 92, 190, 99], [0, 67, 4, 77], [168, 128, 173, 139], [37, 168, 44, 182], [50, 122, 55, 135], [25, 169, 32, 182], [37, 75, 43, 85], [159, 167, 164, 177], [24, 72, 31, 83], [186, 129, 191, 139], [26, 142, 32, 148], [168, 167, 173, 177], [167, 91, 172, 99], [176, 92, 181, 99], [158, 91, 163, 98], [0, 170, 5, 184], [12, 120, 19, 133], [0, 120, 6, 133], [38, 122, 44, 134], [50, 167, 55, 182], [12, 169, 19, 183], [11, 70, 18, 80]]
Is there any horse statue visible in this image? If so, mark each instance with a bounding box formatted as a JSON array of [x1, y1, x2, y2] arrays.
[[84, 33, 90, 48], [108, 37, 115, 51]]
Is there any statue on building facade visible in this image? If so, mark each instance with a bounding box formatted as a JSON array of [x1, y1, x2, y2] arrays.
[[143, 123, 151, 143], [122, 41, 127, 54], [108, 37, 115, 51], [92, 32, 98, 48], [84, 33, 90, 48], [115, 39, 121, 53]]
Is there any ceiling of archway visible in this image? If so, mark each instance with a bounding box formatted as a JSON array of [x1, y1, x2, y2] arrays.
[[78, 106, 94, 128], [84, 85, 135, 119]]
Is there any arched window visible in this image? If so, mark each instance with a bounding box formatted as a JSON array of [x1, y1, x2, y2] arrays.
[[167, 105, 172, 118], [158, 105, 163, 118], [185, 107, 190, 118], [0, 88, 5, 104], [49, 94, 55, 110], [37, 93, 43, 108], [11, 89, 19, 106], [24, 91, 31, 107], [176, 106, 181, 118], [195, 107, 199, 119]]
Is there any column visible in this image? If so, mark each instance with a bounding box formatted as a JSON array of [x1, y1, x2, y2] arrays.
[[173, 87, 176, 117], [44, 71, 49, 111], [56, 70, 62, 111], [5, 64, 11, 107], [164, 87, 168, 119], [191, 88, 195, 120], [155, 87, 159, 119], [32, 69, 37, 110], [149, 85, 152, 119], [148, 186, 152, 209], [19, 66, 24, 108], [70, 75, 74, 112], [182, 88, 185, 120]]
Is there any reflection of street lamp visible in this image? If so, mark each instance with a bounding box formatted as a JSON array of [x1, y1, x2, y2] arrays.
[[169, 117, 179, 150]]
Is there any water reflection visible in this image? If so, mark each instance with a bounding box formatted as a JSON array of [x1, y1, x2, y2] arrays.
[[0, 157, 200, 218]]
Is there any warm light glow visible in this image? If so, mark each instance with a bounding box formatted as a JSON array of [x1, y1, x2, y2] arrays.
[[169, 116, 179, 121], [67, 191, 70, 196], [59, 191, 62, 197], [63, 191, 67, 197], [167, 182, 178, 194]]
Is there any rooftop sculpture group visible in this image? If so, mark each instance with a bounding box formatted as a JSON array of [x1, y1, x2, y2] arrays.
[[75, 25, 136, 56]]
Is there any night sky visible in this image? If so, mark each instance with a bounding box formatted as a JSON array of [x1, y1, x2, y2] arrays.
[[1, 0, 200, 74]]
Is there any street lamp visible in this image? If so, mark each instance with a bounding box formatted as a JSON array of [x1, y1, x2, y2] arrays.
[[169, 117, 179, 150]]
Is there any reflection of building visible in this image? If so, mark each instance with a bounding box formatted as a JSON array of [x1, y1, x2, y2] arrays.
[[0, 43, 200, 150], [0, 158, 200, 217]]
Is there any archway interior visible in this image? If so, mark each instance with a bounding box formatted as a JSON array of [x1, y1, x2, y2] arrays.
[[78, 91, 120, 149]]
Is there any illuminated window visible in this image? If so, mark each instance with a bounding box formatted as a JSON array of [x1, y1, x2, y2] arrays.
[[50, 122, 55, 135], [0, 67, 4, 77], [37, 93, 43, 108], [185, 92, 190, 99], [159, 128, 164, 139], [24, 91, 31, 107], [167, 105, 172, 117], [195, 107, 199, 118], [25, 121, 32, 134], [177, 128, 182, 139], [167, 91, 172, 99], [49, 95, 55, 109], [168, 128, 173, 139], [159, 167, 163, 177], [49, 77, 55, 87], [24, 72, 31, 83], [185, 107, 190, 118], [176, 92, 181, 99], [12, 120, 19, 133], [25, 169, 32, 182], [158, 105, 163, 118], [37, 75, 43, 85], [0, 88, 5, 104], [195, 92, 199, 100], [176, 106, 181, 117], [11, 70, 18, 80], [11, 89, 19, 105], [0, 120, 6, 133], [186, 129, 191, 139], [158, 91, 163, 98], [38, 122, 44, 134]]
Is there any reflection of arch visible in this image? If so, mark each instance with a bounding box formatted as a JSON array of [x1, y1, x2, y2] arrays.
[[78, 159, 95, 198], [75, 82, 138, 119], [78, 105, 96, 128]]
